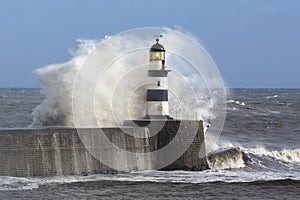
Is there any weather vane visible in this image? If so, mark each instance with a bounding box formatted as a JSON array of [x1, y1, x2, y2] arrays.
[[154, 34, 163, 43]]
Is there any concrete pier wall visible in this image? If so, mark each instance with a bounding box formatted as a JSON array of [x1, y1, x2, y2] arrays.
[[0, 120, 208, 177]]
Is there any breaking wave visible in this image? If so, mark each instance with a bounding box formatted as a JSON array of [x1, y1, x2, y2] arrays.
[[207, 145, 300, 170], [207, 147, 247, 169], [248, 147, 300, 163]]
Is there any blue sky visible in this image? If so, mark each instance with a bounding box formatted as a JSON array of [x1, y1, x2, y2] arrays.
[[0, 0, 299, 88]]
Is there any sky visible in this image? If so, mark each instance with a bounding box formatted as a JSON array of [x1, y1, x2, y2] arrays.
[[0, 0, 299, 88]]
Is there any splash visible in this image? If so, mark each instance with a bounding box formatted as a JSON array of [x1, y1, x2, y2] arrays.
[[31, 40, 97, 126], [31, 28, 225, 128]]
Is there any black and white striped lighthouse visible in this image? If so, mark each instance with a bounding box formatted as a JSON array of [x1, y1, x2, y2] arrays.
[[146, 36, 172, 119]]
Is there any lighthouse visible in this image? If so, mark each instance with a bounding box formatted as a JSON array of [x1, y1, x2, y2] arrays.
[[146, 36, 172, 119]]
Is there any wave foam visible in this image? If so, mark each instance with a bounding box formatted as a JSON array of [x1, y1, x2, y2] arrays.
[[0, 176, 39, 191], [227, 100, 246, 106], [249, 148, 300, 163]]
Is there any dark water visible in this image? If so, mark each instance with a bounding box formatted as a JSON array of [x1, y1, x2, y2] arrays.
[[0, 88, 43, 128], [0, 88, 299, 199], [1, 179, 299, 200]]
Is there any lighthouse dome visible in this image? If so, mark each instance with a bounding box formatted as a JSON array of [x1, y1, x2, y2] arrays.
[[150, 39, 165, 52]]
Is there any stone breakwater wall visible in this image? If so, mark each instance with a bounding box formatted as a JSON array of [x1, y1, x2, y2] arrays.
[[0, 120, 208, 177]]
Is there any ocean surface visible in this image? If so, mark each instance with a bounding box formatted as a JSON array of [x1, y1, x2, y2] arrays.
[[0, 88, 299, 199]]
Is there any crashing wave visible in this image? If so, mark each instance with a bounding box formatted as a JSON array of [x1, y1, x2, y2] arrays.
[[207, 147, 250, 169]]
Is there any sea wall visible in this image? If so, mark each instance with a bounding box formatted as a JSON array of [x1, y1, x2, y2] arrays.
[[0, 120, 208, 177]]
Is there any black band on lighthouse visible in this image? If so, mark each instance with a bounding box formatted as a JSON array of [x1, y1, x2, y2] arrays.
[[147, 89, 168, 101]]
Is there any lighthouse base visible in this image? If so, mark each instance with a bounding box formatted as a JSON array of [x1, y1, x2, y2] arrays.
[[124, 120, 209, 171]]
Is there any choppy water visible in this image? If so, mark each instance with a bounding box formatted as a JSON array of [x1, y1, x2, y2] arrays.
[[0, 88, 299, 199]]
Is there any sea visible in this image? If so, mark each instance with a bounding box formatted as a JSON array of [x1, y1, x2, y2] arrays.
[[0, 88, 299, 200]]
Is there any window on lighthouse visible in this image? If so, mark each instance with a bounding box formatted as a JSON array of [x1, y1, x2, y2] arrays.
[[150, 52, 165, 60], [155, 52, 161, 59]]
